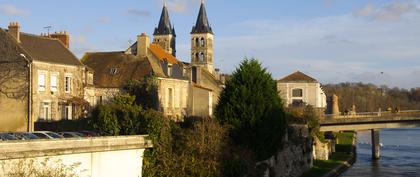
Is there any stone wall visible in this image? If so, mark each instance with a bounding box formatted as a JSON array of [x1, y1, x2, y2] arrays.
[[313, 137, 335, 160], [0, 135, 152, 177], [255, 125, 313, 177]]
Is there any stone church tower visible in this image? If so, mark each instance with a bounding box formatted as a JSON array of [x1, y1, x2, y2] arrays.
[[153, 4, 176, 56], [191, 1, 214, 73]]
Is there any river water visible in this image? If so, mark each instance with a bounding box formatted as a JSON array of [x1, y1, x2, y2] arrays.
[[341, 128, 420, 177]]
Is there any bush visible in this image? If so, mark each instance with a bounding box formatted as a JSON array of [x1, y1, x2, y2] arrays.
[[143, 117, 227, 177], [215, 58, 286, 160], [89, 93, 143, 136]]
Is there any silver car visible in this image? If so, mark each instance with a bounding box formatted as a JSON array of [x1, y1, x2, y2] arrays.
[[32, 131, 63, 139], [0, 133, 18, 141]]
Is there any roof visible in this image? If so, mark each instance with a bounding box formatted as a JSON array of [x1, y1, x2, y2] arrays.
[[19, 33, 82, 66], [0, 28, 33, 63], [191, 2, 213, 34], [149, 44, 179, 64], [153, 5, 175, 36], [278, 71, 318, 83], [81, 52, 155, 88]]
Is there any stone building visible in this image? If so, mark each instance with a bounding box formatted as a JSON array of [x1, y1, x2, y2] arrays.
[[0, 22, 92, 131], [277, 71, 327, 109], [82, 2, 223, 119], [0, 28, 31, 132]]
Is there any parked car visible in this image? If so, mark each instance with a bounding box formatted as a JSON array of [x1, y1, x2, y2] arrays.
[[32, 131, 63, 139], [10, 132, 40, 140], [0, 133, 18, 141], [58, 132, 85, 138], [78, 131, 99, 137]]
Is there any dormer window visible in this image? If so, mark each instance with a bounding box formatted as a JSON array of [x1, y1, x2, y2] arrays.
[[168, 65, 172, 77], [110, 68, 118, 75]]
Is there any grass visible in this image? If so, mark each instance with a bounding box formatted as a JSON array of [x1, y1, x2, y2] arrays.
[[300, 131, 355, 177]]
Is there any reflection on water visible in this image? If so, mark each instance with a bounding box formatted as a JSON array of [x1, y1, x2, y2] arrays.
[[340, 128, 420, 177]]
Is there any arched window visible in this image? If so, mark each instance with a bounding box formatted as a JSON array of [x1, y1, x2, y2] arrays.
[[195, 38, 199, 47], [199, 52, 204, 61], [292, 88, 303, 97], [200, 38, 205, 47], [195, 53, 199, 61]]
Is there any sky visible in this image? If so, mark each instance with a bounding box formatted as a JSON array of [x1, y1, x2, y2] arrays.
[[1, 0, 420, 88]]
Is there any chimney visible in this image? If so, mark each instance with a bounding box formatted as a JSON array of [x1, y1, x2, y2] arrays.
[[8, 22, 20, 43], [137, 33, 150, 58], [50, 31, 70, 48]]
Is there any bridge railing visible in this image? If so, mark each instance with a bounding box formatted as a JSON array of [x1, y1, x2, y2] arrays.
[[323, 110, 420, 120]]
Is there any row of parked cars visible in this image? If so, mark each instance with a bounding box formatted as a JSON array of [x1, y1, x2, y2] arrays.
[[0, 131, 98, 141]]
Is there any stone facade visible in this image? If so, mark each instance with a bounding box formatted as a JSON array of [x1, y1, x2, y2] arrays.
[[158, 78, 189, 119], [278, 71, 327, 109], [31, 61, 88, 122], [0, 22, 92, 131], [0, 28, 30, 132]]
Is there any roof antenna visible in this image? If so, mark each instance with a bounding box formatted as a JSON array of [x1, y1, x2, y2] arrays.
[[43, 26, 52, 35]]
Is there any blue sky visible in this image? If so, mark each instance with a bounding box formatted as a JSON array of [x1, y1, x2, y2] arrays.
[[1, 0, 420, 88]]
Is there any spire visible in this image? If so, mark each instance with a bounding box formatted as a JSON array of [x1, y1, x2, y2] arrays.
[[154, 4, 175, 36], [191, 1, 213, 34]]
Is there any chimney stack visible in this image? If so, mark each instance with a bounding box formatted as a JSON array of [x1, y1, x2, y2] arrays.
[[50, 31, 70, 48], [137, 33, 150, 58], [8, 22, 20, 43]]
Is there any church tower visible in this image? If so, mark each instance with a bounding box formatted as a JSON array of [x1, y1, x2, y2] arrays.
[[191, 1, 214, 73], [153, 3, 176, 56]]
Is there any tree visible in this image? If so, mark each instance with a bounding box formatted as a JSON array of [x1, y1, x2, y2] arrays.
[[215, 58, 286, 160], [89, 93, 143, 136], [124, 75, 159, 110]]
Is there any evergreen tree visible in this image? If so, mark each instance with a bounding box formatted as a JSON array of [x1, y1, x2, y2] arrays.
[[215, 58, 286, 160]]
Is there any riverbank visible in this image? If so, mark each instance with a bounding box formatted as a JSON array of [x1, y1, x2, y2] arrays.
[[301, 132, 356, 177]]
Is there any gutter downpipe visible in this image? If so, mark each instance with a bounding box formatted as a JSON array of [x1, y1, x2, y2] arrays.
[[21, 54, 32, 132]]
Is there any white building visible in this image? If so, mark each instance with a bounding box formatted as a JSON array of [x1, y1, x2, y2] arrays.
[[277, 71, 327, 109]]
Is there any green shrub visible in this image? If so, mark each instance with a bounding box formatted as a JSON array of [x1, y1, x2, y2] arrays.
[[215, 58, 286, 160]]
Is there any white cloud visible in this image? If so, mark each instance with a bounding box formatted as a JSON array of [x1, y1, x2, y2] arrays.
[[209, 7, 420, 88], [0, 4, 29, 16], [353, 1, 420, 21]]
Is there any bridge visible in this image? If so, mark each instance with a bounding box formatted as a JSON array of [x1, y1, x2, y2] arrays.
[[319, 110, 420, 159]]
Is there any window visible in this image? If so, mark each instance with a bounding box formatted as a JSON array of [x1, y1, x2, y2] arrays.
[[38, 72, 46, 91], [195, 38, 199, 47], [39, 102, 50, 120], [110, 68, 118, 75], [62, 104, 73, 120], [65, 75, 72, 93], [182, 68, 187, 77], [195, 53, 199, 62], [200, 38, 205, 47], [167, 65, 172, 77], [199, 52, 204, 62], [167, 88, 173, 108], [50, 73, 58, 92], [292, 88, 303, 97], [87, 73, 94, 85]]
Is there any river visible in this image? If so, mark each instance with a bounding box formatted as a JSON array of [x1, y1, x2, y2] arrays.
[[341, 128, 420, 177]]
